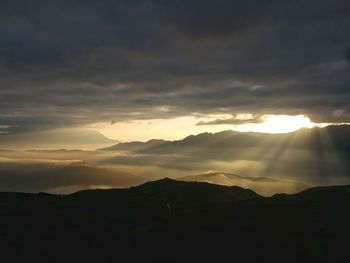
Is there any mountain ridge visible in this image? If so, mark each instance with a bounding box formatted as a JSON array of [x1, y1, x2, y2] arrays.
[[101, 125, 350, 153]]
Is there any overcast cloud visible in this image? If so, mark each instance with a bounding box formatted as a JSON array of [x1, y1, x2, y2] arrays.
[[0, 0, 350, 135]]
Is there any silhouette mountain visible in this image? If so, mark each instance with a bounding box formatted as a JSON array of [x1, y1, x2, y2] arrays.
[[100, 125, 350, 184], [102, 125, 350, 154], [101, 139, 168, 152], [0, 179, 349, 262]]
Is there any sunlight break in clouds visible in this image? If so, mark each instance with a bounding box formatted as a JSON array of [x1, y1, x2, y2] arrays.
[[90, 114, 319, 142], [88, 116, 235, 142], [239, 115, 314, 134]]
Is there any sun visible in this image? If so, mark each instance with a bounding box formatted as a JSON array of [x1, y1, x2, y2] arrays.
[[257, 115, 314, 133]]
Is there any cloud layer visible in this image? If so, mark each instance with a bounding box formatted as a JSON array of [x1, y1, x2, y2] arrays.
[[1, 0, 350, 135]]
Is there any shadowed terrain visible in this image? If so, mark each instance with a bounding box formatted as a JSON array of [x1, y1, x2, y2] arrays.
[[0, 179, 349, 262]]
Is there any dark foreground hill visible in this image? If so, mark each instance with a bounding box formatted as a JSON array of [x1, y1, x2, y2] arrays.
[[0, 179, 349, 263]]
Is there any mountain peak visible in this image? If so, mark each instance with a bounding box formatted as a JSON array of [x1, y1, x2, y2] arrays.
[[131, 178, 261, 203]]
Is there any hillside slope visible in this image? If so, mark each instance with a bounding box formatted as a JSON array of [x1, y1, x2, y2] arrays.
[[0, 180, 349, 262]]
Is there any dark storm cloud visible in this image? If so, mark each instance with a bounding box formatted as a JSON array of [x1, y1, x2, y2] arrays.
[[1, 0, 350, 134], [345, 48, 350, 62]]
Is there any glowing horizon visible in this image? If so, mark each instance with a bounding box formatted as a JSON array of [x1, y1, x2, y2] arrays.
[[233, 115, 314, 134], [92, 114, 333, 142]]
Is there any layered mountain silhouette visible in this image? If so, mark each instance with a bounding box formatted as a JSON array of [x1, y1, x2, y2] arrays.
[[102, 125, 350, 154], [180, 172, 309, 196], [101, 125, 350, 184], [0, 179, 349, 262]]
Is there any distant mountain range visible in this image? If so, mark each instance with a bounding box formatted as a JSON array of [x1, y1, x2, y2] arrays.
[[2, 125, 350, 195], [103, 139, 167, 152], [0, 179, 349, 262], [102, 125, 350, 154], [101, 125, 350, 184], [0, 128, 118, 150]]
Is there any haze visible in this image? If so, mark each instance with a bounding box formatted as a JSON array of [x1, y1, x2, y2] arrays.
[[1, 0, 350, 195]]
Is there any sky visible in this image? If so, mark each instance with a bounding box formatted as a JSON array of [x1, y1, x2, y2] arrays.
[[1, 0, 350, 144]]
